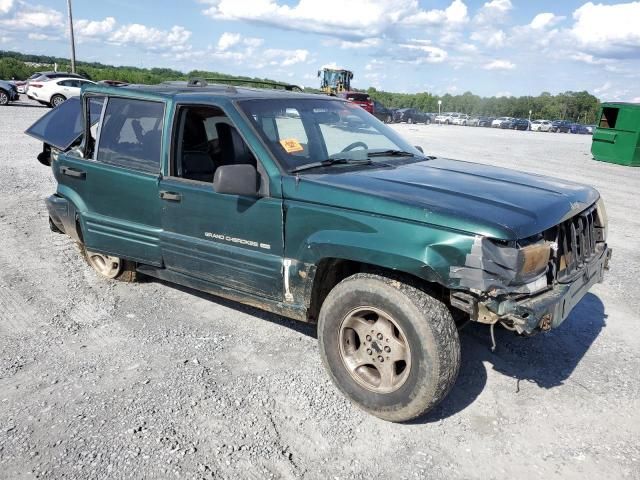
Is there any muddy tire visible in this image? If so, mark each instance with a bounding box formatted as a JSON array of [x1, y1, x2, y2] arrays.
[[80, 244, 138, 282], [318, 273, 460, 422]]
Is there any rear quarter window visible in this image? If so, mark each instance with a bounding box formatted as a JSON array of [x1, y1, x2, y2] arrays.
[[97, 97, 165, 173]]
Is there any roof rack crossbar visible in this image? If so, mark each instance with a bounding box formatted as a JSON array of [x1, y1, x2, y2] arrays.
[[188, 77, 302, 92]]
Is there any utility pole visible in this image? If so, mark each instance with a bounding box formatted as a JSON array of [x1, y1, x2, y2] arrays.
[[66, 0, 77, 73]]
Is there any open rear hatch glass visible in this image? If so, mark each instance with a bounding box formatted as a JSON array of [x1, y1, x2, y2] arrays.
[[24, 97, 84, 151]]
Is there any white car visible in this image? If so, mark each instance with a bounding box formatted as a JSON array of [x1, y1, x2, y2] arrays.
[[451, 114, 469, 126], [435, 112, 461, 124], [491, 116, 512, 128], [27, 77, 96, 108], [531, 119, 552, 132]]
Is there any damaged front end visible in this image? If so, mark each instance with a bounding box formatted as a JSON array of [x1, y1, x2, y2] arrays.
[[449, 199, 611, 335]]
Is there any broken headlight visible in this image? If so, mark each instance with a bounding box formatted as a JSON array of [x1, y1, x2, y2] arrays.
[[595, 196, 608, 242]]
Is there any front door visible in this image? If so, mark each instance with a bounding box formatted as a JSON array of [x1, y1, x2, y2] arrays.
[[159, 105, 284, 300]]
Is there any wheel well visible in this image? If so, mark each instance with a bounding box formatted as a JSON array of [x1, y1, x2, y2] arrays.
[[307, 258, 448, 323]]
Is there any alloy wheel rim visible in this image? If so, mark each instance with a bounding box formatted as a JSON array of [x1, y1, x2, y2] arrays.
[[0, 92, 8, 105], [86, 251, 122, 279], [338, 306, 412, 394], [53, 96, 64, 106]]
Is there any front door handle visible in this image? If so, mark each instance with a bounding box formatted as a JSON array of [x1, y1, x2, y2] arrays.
[[61, 166, 86, 179], [160, 191, 182, 202]]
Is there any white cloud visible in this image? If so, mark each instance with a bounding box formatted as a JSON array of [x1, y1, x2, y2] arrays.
[[0, 4, 64, 30], [202, 0, 468, 38], [487, 29, 506, 47], [594, 81, 612, 95], [338, 37, 381, 49], [474, 0, 512, 25], [483, 59, 515, 70], [570, 52, 609, 65], [264, 48, 308, 66], [404, 0, 469, 26], [397, 40, 448, 63], [570, 2, 640, 56], [27, 32, 58, 41], [110, 24, 191, 51], [0, 0, 13, 15], [75, 17, 116, 38], [217, 32, 241, 50], [530, 13, 564, 30]]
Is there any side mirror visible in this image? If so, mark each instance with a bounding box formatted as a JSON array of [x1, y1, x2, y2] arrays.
[[214, 164, 259, 197], [415, 146, 424, 153]]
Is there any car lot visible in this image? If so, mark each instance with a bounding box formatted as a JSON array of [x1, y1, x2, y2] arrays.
[[1, 100, 639, 479]]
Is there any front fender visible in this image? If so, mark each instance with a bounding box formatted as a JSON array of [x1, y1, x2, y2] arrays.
[[284, 200, 475, 288]]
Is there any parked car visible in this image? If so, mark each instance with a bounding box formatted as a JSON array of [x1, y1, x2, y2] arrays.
[[12, 80, 27, 94], [492, 116, 512, 128], [468, 116, 493, 127], [337, 91, 374, 114], [570, 123, 590, 134], [511, 118, 531, 131], [26, 83, 611, 423], [451, 114, 470, 126], [372, 100, 393, 123], [97, 80, 129, 87], [550, 120, 572, 133], [435, 112, 464, 124], [393, 108, 430, 124], [0, 79, 20, 106], [531, 120, 552, 132], [25, 72, 86, 99], [496, 118, 515, 129], [27, 77, 96, 107]]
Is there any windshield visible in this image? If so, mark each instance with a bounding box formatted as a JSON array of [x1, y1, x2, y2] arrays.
[[239, 98, 422, 171]]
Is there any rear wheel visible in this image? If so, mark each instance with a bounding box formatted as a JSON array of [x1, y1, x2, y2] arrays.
[[385, 115, 392, 123], [81, 245, 138, 282], [407, 117, 413, 124], [0, 90, 8, 106], [50, 94, 66, 108], [318, 273, 460, 422]]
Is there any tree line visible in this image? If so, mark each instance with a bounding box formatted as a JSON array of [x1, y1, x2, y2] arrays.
[[367, 88, 600, 124], [1, 50, 601, 123]]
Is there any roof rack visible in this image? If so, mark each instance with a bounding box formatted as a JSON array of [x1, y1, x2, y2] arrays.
[[187, 77, 303, 92]]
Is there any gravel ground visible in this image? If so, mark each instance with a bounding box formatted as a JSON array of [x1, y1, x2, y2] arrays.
[[1, 99, 639, 480]]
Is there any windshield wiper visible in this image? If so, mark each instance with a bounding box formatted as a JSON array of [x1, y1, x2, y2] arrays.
[[290, 158, 375, 174], [367, 149, 416, 158]]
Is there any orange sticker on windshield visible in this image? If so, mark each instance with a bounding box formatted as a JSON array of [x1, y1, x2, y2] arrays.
[[280, 138, 304, 154]]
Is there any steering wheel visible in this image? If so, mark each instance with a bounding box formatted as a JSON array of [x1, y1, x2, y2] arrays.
[[341, 141, 368, 153]]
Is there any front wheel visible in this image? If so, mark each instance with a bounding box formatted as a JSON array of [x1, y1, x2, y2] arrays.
[[318, 273, 460, 422]]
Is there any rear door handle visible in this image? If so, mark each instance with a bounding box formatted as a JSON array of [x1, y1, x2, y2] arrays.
[[160, 191, 182, 202], [61, 166, 86, 179]]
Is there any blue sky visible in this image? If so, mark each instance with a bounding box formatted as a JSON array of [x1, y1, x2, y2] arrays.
[[1, 0, 639, 100]]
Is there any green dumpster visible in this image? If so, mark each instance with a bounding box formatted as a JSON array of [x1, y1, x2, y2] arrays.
[[591, 102, 640, 166]]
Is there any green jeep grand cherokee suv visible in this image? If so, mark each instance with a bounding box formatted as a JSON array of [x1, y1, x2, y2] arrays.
[[26, 81, 611, 422]]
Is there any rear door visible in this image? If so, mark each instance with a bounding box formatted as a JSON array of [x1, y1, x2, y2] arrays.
[[54, 95, 166, 265]]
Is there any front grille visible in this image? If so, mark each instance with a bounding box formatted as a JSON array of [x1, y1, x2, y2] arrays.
[[551, 204, 603, 282]]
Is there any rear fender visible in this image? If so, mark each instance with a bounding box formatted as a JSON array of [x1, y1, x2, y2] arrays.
[[45, 194, 83, 243]]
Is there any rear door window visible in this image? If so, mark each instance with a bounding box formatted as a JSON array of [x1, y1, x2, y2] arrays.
[[96, 98, 165, 173]]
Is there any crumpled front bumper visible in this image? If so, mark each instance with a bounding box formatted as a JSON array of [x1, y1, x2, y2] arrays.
[[451, 245, 611, 335], [495, 245, 611, 334]]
